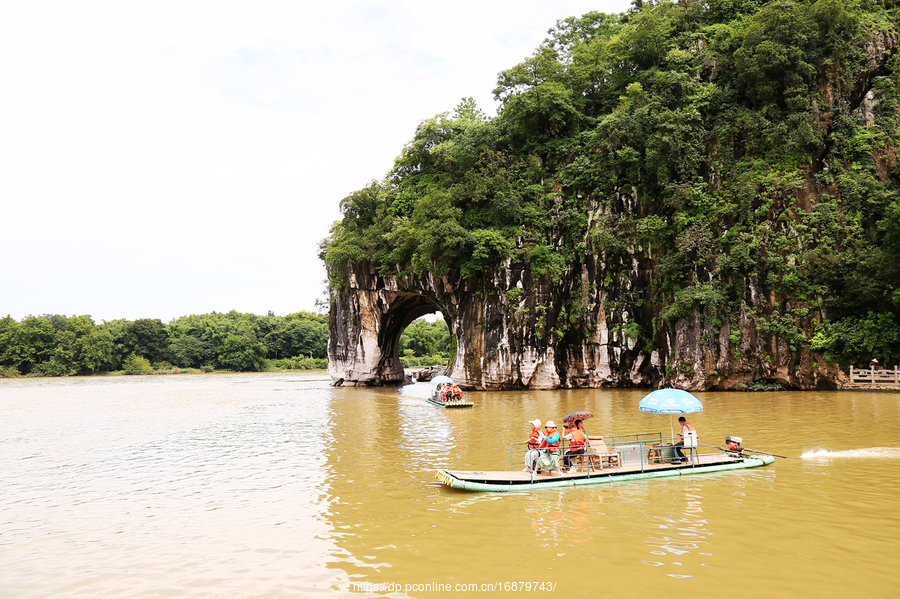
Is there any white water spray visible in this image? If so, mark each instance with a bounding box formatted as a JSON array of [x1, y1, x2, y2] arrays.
[[801, 447, 900, 459]]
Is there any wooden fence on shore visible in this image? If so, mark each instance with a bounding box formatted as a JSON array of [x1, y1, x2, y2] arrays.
[[849, 366, 900, 386]]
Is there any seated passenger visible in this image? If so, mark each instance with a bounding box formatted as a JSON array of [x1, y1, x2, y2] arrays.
[[523, 419, 544, 472], [540, 421, 562, 475], [564, 420, 588, 473], [449, 384, 462, 401], [543, 422, 560, 454]]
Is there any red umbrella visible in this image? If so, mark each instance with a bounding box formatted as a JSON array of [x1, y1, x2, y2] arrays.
[[562, 410, 593, 424]]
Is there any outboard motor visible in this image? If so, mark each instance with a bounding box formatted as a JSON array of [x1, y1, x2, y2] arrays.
[[726, 435, 743, 454]]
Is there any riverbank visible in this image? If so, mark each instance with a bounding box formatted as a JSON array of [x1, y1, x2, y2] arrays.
[[841, 383, 900, 391], [0, 366, 330, 380]]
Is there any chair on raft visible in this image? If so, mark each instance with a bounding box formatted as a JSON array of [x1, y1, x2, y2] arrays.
[[584, 436, 621, 471], [683, 430, 699, 465]]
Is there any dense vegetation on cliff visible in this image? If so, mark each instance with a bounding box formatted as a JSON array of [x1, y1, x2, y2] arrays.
[[323, 0, 900, 369], [0, 311, 328, 377]]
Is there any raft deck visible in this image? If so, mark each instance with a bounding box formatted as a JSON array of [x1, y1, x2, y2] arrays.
[[436, 447, 774, 491], [427, 393, 473, 408]]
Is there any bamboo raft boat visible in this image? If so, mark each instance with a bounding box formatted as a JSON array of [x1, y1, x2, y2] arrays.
[[436, 432, 774, 491], [426, 388, 473, 408]]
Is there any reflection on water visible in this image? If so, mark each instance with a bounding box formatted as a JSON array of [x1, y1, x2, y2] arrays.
[[1, 376, 899, 598], [643, 485, 712, 580]]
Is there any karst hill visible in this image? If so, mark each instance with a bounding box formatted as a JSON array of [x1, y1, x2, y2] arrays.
[[322, 0, 900, 390]]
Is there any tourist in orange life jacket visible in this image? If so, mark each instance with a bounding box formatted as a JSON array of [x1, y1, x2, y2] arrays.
[[448, 384, 462, 401], [543, 422, 561, 454], [536, 421, 563, 475], [673, 416, 697, 464], [564, 420, 588, 472], [523, 419, 545, 472]]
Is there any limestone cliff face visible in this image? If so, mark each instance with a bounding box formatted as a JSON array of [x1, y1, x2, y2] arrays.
[[327, 259, 842, 390]]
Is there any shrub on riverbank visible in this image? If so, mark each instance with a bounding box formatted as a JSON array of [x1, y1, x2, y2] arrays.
[[271, 356, 328, 370], [734, 381, 786, 392], [399, 352, 448, 368], [123, 354, 154, 375]]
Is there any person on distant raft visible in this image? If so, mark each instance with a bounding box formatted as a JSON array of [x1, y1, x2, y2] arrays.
[[869, 358, 879, 371], [673, 416, 697, 464], [523, 419, 545, 472], [564, 420, 588, 473], [449, 383, 462, 401]]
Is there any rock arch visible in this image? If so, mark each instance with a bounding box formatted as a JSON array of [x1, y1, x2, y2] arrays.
[[326, 260, 622, 389], [327, 264, 458, 386], [373, 291, 454, 381], [327, 260, 843, 390]]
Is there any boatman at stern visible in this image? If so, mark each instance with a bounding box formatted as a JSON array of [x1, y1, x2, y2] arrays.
[[673, 416, 697, 464]]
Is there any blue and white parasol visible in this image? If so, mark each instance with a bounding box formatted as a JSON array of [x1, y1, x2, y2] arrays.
[[639, 389, 703, 440], [430, 375, 454, 385]]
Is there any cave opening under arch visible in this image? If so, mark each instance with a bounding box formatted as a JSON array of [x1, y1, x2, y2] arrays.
[[377, 293, 454, 382]]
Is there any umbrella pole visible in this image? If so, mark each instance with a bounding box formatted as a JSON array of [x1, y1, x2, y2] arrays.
[[670, 415, 674, 443]]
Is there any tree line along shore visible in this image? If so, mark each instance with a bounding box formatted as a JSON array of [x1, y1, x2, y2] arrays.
[[0, 311, 450, 378]]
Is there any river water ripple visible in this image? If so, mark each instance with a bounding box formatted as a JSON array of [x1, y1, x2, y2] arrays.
[[1, 373, 898, 598]]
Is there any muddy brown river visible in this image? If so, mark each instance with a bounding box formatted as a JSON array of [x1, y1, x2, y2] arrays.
[[1, 373, 898, 597]]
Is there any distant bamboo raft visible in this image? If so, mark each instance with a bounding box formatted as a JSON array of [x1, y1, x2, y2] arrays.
[[848, 366, 900, 387]]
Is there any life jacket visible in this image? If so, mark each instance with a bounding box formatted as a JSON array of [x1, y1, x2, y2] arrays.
[[527, 428, 544, 449], [681, 422, 696, 440], [569, 428, 587, 450], [545, 431, 561, 453]]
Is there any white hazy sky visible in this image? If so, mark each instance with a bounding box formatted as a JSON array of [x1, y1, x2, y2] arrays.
[[1, 0, 631, 323]]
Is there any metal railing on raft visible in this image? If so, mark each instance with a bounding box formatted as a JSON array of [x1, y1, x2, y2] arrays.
[[509, 431, 707, 479], [509, 432, 718, 481]]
